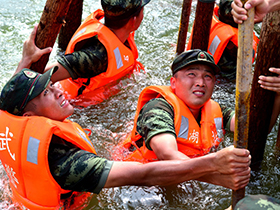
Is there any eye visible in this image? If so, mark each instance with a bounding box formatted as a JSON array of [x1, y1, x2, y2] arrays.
[[205, 74, 214, 81], [43, 89, 49, 96], [187, 72, 195, 77]]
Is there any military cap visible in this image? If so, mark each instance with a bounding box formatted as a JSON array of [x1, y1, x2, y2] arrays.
[[171, 49, 220, 75], [0, 67, 57, 115]]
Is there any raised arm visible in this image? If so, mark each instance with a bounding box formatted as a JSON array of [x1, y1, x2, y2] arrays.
[[16, 24, 71, 82], [15, 24, 52, 75]]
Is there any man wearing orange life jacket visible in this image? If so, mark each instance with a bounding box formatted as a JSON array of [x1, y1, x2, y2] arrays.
[[0, 52, 252, 209], [116, 49, 252, 187], [15, 0, 150, 104], [187, 0, 259, 80]]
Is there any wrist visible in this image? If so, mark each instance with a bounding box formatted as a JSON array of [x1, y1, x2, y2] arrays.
[[19, 56, 32, 69], [15, 57, 32, 75], [201, 152, 217, 173]]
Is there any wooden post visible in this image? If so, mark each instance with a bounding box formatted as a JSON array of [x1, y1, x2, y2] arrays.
[[190, 0, 215, 51], [248, 10, 280, 170], [58, 0, 83, 51], [231, 4, 254, 209], [176, 0, 192, 55], [30, 0, 73, 73]]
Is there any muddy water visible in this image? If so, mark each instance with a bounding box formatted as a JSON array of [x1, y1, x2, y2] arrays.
[[0, 0, 279, 209]]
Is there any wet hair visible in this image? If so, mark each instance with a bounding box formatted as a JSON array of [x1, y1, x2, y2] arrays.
[[104, 7, 142, 29]]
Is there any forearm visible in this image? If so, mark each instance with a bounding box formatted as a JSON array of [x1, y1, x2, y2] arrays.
[[105, 153, 217, 188], [46, 62, 71, 83], [267, 0, 280, 13], [15, 57, 33, 75], [150, 133, 190, 161], [160, 150, 191, 161]]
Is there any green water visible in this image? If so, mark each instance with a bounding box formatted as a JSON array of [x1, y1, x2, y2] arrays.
[[0, 0, 279, 209]]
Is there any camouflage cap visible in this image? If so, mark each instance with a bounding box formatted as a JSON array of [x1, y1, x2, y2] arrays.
[[0, 67, 57, 115], [101, 0, 151, 20], [171, 49, 220, 75]]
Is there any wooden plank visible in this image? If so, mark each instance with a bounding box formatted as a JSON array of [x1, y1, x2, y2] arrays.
[[231, 4, 255, 209]]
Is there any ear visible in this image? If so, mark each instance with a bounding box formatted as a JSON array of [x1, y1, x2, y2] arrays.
[[170, 76, 176, 91], [22, 111, 36, 117], [129, 16, 137, 28]]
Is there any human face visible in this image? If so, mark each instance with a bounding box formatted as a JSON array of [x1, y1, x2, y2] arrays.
[[170, 63, 216, 115], [24, 82, 74, 121]]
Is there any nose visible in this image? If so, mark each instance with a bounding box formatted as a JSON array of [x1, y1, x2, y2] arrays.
[[53, 86, 64, 98], [195, 76, 205, 87]]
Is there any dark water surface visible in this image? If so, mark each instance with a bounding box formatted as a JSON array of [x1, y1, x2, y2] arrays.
[[0, 0, 279, 209]]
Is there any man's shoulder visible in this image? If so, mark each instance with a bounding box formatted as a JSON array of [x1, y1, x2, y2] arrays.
[[144, 98, 171, 109], [140, 98, 174, 117]]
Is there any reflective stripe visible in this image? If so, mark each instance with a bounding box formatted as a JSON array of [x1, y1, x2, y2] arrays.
[[114, 47, 123, 69], [178, 116, 189, 139], [72, 27, 86, 42], [76, 129, 93, 147], [214, 117, 222, 130], [27, 137, 40, 164], [214, 117, 223, 139], [208, 35, 221, 56], [79, 134, 92, 146]]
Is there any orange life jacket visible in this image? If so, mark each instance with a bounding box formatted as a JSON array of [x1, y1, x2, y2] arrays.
[[115, 86, 224, 163], [58, 9, 143, 100], [187, 6, 259, 64], [0, 110, 96, 210]]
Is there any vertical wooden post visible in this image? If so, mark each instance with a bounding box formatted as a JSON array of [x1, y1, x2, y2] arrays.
[[176, 0, 192, 55], [58, 0, 83, 51], [190, 0, 215, 51], [231, 4, 254, 209], [248, 10, 280, 169], [30, 0, 73, 73]]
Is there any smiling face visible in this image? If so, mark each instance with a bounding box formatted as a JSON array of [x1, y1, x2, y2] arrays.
[[170, 63, 216, 117], [23, 82, 74, 121]]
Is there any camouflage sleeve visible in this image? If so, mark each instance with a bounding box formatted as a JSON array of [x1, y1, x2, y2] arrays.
[[218, 0, 238, 28], [136, 98, 176, 150], [57, 36, 108, 80], [48, 135, 113, 194], [220, 104, 235, 131]]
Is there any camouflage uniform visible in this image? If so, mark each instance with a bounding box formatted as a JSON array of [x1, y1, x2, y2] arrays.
[[234, 194, 280, 210], [217, 0, 238, 80], [57, 0, 150, 80], [48, 135, 113, 194], [136, 98, 234, 150], [58, 36, 108, 80]]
